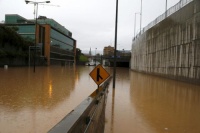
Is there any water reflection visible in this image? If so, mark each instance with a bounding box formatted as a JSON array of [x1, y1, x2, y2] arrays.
[[0, 66, 75, 110], [111, 85, 115, 133], [105, 68, 154, 133], [0, 66, 97, 133], [48, 81, 53, 98]]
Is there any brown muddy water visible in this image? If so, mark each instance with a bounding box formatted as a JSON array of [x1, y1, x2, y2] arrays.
[[0, 66, 200, 133], [105, 68, 200, 133], [0, 66, 98, 133]]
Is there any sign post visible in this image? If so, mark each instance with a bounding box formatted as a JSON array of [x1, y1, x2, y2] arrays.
[[89, 64, 110, 87]]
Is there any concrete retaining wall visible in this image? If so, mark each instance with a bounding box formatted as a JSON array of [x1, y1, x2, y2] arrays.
[[131, 0, 200, 84], [48, 77, 111, 133]]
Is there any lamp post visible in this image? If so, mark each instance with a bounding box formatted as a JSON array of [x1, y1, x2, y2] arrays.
[[140, 0, 142, 33], [165, 0, 167, 17], [25, 0, 50, 72], [95, 48, 97, 66], [113, 0, 118, 89], [134, 12, 140, 37]]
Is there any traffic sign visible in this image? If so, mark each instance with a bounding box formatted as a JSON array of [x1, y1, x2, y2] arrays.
[[89, 64, 110, 86]]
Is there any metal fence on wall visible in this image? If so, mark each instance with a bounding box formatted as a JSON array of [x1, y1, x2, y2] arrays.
[[135, 0, 194, 39]]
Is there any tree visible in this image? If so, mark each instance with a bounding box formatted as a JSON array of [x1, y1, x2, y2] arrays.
[[75, 48, 88, 64], [79, 54, 88, 62], [0, 26, 34, 60], [76, 48, 81, 62]]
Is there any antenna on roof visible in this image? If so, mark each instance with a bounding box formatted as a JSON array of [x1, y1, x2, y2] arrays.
[[40, 4, 60, 7]]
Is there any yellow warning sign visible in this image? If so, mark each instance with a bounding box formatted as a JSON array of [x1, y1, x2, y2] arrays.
[[89, 64, 110, 86]]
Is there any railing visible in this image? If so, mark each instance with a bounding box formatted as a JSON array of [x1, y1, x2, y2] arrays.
[[48, 76, 112, 133], [134, 0, 194, 40]]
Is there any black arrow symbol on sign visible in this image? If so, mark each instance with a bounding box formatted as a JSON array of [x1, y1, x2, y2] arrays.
[[97, 68, 103, 82]]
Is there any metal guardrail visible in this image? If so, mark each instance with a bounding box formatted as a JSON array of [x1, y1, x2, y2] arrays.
[[134, 0, 194, 40], [48, 76, 112, 133]]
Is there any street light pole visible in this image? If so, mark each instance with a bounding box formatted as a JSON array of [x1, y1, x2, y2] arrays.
[[140, 0, 142, 33], [165, 0, 167, 17], [95, 48, 97, 66], [34, 3, 38, 72], [134, 12, 140, 37], [25, 0, 50, 72], [113, 0, 118, 89]]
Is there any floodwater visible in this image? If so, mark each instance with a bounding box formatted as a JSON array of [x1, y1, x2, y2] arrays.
[[0, 66, 200, 133], [0, 66, 98, 133], [105, 68, 200, 133]]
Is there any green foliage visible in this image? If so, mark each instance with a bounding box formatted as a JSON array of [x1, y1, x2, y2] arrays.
[[6, 51, 16, 58], [0, 26, 33, 47], [24, 36, 34, 43], [0, 49, 6, 57], [10, 26, 19, 31], [76, 48, 81, 61], [75, 48, 88, 62], [0, 26, 33, 59], [79, 54, 88, 62]]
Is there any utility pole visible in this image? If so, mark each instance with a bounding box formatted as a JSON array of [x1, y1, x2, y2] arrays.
[[140, 0, 142, 33], [113, 0, 118, 89], [95, 48, 97, 66], [134, 12, 140, 37], [166, 0, 167, 12], [25, 0, 50, 72]]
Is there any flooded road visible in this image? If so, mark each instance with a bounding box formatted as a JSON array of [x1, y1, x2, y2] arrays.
[[0, 66, 98, 133], [0, 66, 200, 133], [105, 69, 200, 133]]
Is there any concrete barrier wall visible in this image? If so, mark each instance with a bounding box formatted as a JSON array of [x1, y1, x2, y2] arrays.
[[131, 0, 200, 84], [48, 77, 111, 133]]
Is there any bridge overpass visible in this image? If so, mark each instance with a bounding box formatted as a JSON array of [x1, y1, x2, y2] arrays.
[[102, 55, 131, 67], [88, 55, 131, 68]]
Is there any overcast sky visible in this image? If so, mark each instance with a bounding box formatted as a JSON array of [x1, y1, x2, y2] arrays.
[[0, 0, 180, 54]]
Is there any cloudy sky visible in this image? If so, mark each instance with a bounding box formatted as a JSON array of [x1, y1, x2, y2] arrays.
[[0, 0, 180, 54]]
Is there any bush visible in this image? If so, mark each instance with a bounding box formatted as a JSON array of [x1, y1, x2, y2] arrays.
[[79, 54, 88, 62], [0, 49, 6, 57]]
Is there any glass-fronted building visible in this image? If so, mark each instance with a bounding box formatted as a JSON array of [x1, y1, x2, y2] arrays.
[[4, 14, 76, 65]]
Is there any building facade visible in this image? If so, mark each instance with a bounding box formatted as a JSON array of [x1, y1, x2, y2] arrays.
[[103, 45, 114, 56], [4, 14, 76, 65]]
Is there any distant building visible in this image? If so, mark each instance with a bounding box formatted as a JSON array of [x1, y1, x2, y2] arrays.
[[89, 47, 92, 56], [103, 45, 114, 56], [3, 14, 76, 65]]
